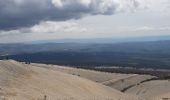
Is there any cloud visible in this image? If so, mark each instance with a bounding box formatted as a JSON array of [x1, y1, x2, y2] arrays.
[[114, 26, 170, 33], [0, 21, 87, 36], [0, 0, 147, 31], [30, 21, 87, 33]]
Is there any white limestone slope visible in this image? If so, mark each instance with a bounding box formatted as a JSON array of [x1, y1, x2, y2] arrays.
[[0, 60, 135, 100], [125, 80, 170, 100]]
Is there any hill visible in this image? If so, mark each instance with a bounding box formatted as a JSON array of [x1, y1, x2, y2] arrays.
[[0, 60, 134, 100], [29, 62, 170, 100]]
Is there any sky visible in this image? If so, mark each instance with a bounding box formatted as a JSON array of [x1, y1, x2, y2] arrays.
[[0, 0, 170, 43]]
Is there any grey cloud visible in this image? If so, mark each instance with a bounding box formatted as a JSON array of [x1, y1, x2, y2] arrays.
[[0, 0, 143, 30]]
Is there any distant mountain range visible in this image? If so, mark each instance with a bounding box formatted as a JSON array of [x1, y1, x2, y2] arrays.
[[29, 35, 170, 44], [1, 38, 170, 69], [1, 39, 170, 55]]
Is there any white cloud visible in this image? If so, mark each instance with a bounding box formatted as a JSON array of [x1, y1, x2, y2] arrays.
[[114, 26, 170, 33], [147, 0, 170, 12], [134, 26, 170, 32], [0, 21, 87, 36], [31, 21, 87, 33]]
